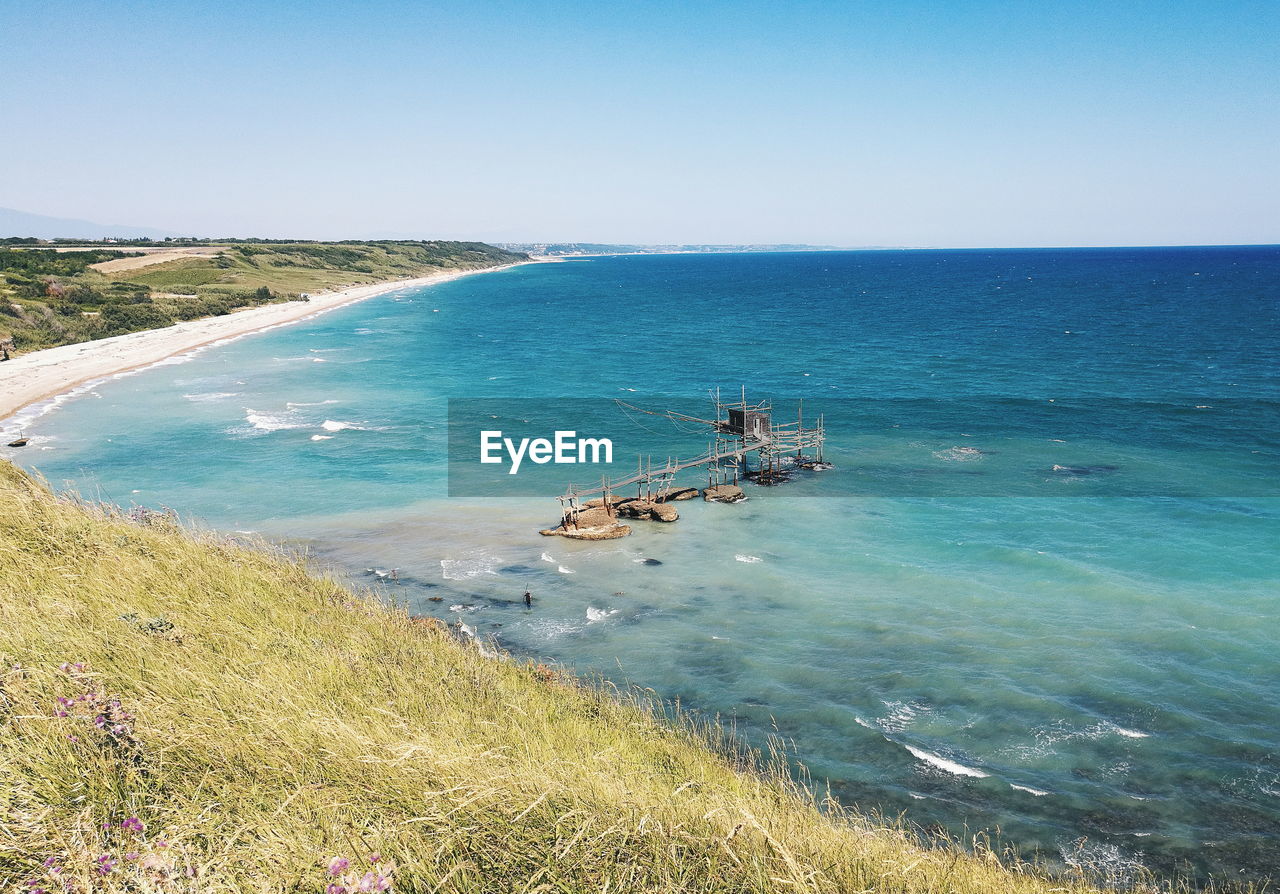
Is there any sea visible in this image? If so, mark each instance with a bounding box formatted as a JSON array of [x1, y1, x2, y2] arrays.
[[6, 247, 1279, 885]]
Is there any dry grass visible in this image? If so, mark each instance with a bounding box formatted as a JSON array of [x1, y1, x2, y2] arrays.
[[0, 460, 1119, 893]]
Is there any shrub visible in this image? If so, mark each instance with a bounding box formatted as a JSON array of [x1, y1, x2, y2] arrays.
[[66, 284, 104, 305], [101, 303, 175, 334]]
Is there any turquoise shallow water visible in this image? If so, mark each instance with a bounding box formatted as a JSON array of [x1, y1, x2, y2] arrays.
[[7, 248, 1279, 883]]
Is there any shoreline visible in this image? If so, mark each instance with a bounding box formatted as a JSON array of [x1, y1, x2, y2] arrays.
[[0, 261, 535, 428]]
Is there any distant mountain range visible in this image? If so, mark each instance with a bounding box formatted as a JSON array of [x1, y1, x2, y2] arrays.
[[496, 242, 851, 256], [0, 206, 182, 240]]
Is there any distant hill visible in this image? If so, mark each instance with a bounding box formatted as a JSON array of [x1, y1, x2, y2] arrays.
[[0, 239, 527, 352], [0, 207, 182, 241], [497, 242, 847, 256]]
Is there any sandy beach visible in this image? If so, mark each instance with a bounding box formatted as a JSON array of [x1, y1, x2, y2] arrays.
[[0, 261, 532, 427]]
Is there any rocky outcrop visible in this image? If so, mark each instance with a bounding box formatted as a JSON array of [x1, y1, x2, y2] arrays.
[[582, 495, 639, 510], [616, 500, 679, 523], [651, 502, 679, 522], [539, 506, 632, 539], [540, 524, 631, 540], [703, 484, 746, 503], [654, 486, 699, 502]]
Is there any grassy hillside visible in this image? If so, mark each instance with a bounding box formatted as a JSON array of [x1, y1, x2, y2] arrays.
[[0, 240, 526, 352], [0, 461, 1113, 894]]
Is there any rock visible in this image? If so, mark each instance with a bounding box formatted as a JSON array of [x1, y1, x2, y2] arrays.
[[540, 506, 632, 539], [539, 524, 632, 540], [703, 484, 746, 503], [614, 500, 677, 522], [582, 495, 638, 509], [650, 503, 679, 522], [616, 500, 654, 519], [641, 558, 663, 566], [654, 486, 698, 502]]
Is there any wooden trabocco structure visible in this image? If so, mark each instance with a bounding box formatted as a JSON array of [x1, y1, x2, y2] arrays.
[[542, 388, 830, 539]]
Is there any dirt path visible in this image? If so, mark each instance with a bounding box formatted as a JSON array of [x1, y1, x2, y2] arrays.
[[90, 247, 223, 274]]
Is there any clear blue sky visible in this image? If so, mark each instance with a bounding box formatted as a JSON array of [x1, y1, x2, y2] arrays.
[[1, 0, 1276, 246]]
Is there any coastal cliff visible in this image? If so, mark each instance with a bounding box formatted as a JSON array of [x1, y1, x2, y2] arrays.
[[0, 461, 1107, 893]]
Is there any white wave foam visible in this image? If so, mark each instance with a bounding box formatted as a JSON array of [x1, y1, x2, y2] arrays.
[[877, 700, 930, 733], [528, 618, 582, 640], [310, 435, 334, 441], [321, 419, 363, 432], [1110, 725, 1150, 739], [439, 555, 502, 581], [1058, 839, 1146, 887], [586, 607, 617, 622], [286, 399, 339, 408], [243, 409, 305, 432], [734, 554, 763, 563], [1004, 719, 1149, 761], [1011, 783, 1050, 796], [933, 446, 985, 462], [903, 744, 989, 778], [540, 552, 555, 563], [557, 565, 575, 574], [183, 391, 240, 403]]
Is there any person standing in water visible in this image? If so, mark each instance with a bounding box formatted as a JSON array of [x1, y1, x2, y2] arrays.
[[524, 590, 532, 608]]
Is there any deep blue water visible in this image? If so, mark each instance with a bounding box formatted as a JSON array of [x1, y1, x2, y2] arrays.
[[7, 247, 1279, 884]]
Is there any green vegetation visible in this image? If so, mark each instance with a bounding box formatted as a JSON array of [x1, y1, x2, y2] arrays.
[[0, 240, 526, 352], [0, 461, 1121, 893]]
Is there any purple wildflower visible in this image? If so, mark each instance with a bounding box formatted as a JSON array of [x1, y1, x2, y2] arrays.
[[95, 854, 116, 875], [327, 857, 350, 876], [326, 885, 348, 894], [124, 852, 139, 861], [121, 816, 144, 833], [356, 871, 393, 892]]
